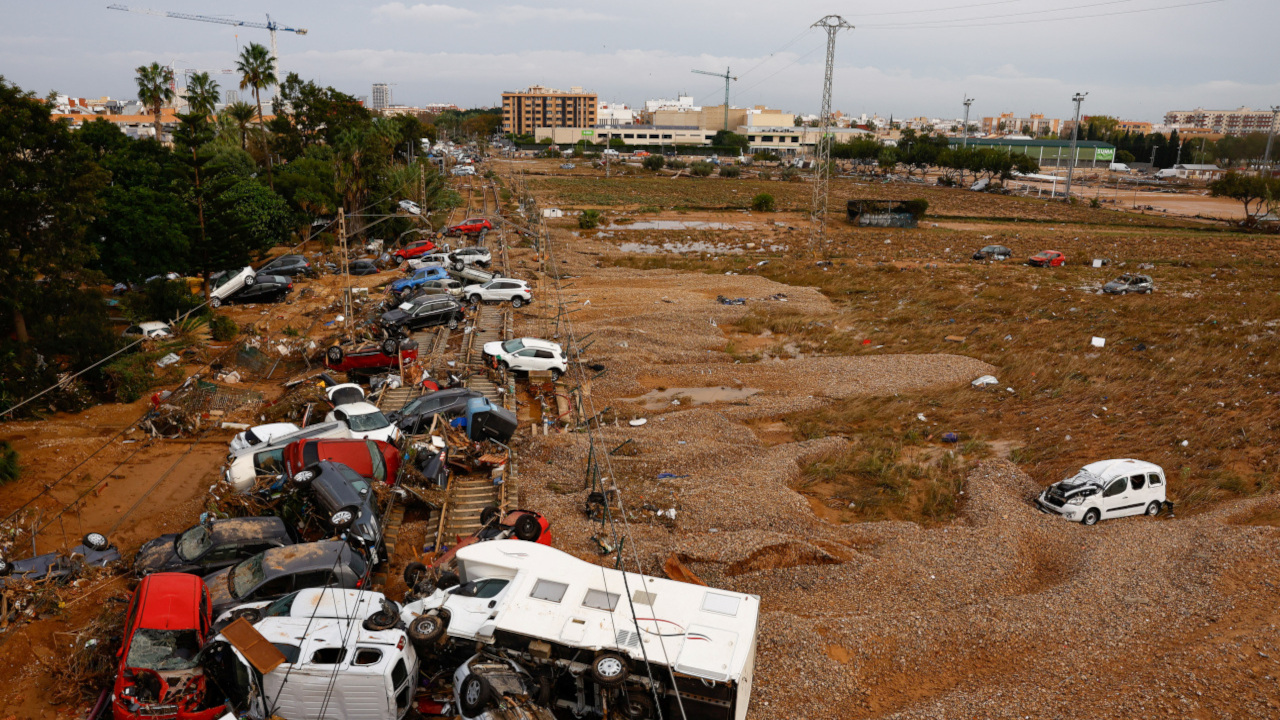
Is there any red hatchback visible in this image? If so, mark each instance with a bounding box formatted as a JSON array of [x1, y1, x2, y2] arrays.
[[392, 239, 437, 263], [325, 338, 418, 377], [283, 438, 402, 485], [1028, 250, 1066, 267], [446, 218, 493, 236], [114, 573, 222, 720]]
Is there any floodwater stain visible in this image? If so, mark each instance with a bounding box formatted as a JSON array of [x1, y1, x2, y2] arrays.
[[628, 386, 761, 411]]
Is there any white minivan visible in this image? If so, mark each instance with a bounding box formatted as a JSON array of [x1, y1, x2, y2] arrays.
[[1036, 458, 1168, 525]]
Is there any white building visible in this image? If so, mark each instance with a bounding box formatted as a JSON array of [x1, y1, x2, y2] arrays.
[[644, 94, 699, 114], [371, 83, 391, 111], [597, 100, 634, 127]]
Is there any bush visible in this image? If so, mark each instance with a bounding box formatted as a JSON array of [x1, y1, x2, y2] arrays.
[[751, 193, 776, 212], [720, 165, 741, 178], [780, 167, 800, 182], [120, 279, 201, 323], [103, 351, 178, 403], [642, 155, 664, 171], [900, 199, 929, 217], [757, 170, 772, 181], [210, 314, 239, 341], [665, 158, 687, 170], [753, 151, 781, 162], [579, 209, 601, 229], [0, 440, 18, 485], [690, 161, 714, 177]]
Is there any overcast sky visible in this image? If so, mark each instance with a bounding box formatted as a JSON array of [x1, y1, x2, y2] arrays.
[[5, 0, 1278, 122]]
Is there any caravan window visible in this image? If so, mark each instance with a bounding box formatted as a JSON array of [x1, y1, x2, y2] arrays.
[[530, 579, 569, 603], [352, 648, 382, 666], [701, 592, 742, 617], [582, 589, 620, 611], [310, 647, 347, 664], [273, 643, 301, 664]]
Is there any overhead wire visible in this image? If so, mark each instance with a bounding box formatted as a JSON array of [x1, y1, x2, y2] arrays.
[[859, 0, 1223, 28]]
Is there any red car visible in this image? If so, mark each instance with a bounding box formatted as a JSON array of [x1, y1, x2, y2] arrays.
[[113, 573, 222, 720], [392, 239, 437, 263], [446, 218, 493, 236], [283, 438, 401, 485], [406, 508, 550, 588], [324, 338, 418, 377], [1028, 250, 1066, 267]]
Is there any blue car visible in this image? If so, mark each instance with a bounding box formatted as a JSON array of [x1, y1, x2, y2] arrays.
[[390, 266, 449, 295]]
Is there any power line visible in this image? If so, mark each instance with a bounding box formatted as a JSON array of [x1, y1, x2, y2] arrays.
[[848, 0, 1023, 16], [861, 0, 1223, 28], [862, 0, 1140, 26]]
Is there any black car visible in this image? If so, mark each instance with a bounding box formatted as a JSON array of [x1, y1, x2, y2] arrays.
[[290, 460, 385, 561], [203, 539, 368, 617], [387, 387, 484, 433], [226, 273, 293, 304], [133, 516, 295, 577], [972, 244, 1012, 261], [259, 254, 313, 277], [380, 295, 464, 334], [0, 532, 120, 588], [350, 259, 380, 276]]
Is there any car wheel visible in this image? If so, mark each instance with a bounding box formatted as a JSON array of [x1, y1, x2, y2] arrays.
[[231, 607, 262, 625], [499, 360, 510, 373], [292, 469, 315, 485], [403, 561, 428, 587], [1145, 501, 1162, 517], [514, 514, 542, 542], [0, 559, 11, 577], [330, 506, 359, 530], [453, 262, 465, 272], [408, 612, 449, 650], [469, 294, 482, 304], [1081, 509, 1101, 526], [591, 651, 629, 686], [459, 673, 493, 716], [363, 606, 399, 631], [210, 297, 222, 309], [381, 338, 398, 357], [550, 368, 562, 382], [624, 691, 656, 720], [327, 346, 344, 364], [480, 505, 501, 526], [447, 317, 459, 330], [83, 532, 110, 552], [511, 297, 524, 308], [244, 275, 255, 286], [436, 571, 460, 590]]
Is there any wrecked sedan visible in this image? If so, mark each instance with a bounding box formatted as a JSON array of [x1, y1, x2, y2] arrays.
[[288, 461, 387, 563], [385, 387, 484, 434], [0, 532, 119, 588], [1103, 273, 1155, 294], [113, 573, 224, 720], [134, 516, 294, 577], [972, 244, 1012, 261], [203, 539, 368, 617], [282, 438, 401, 485], [1028, 250, 1066, 267], [1036, 458, 1168, 526]]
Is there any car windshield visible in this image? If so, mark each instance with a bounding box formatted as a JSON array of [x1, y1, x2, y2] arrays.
[[126, 629, 202, 671], [347, 411, 390, 432], [262, 591, 300, 618], [229, 554, 266, 598], [501, 339, 525, 353], [211, 271, 239, 289], [336, 464, 372, 494], [369, 444, 386, 482], [175, 525, 213, 561]]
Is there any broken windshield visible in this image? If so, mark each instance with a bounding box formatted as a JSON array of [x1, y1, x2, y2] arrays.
[[176, 525, 213, 561], [501, 339, 525, 353], [346, 411, 389, 432], [1059, 469, 1103, 489], [230, 554, 266, 598], [126, 629, 201, 671], [262, 591, 300, 618]]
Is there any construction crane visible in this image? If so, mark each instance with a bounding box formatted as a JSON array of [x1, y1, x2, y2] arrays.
[[107, 4, 307, 70], [691, 67, 736, 132]]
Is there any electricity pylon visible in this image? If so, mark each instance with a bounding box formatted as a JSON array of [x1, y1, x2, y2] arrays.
[[809, 15, 853, 257]]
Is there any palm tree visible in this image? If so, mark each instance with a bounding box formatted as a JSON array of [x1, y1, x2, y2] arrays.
[[225, 101, 258, 150], [135, 62, 175, 142], [185, 71, 220, 120], [236, 42, 277, 185]]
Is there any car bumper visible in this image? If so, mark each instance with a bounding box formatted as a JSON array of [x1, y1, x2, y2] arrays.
[[1035, 495, 1079, 520]]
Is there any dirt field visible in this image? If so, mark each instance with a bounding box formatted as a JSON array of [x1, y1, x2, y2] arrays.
[[1, 160, 1277, 719]]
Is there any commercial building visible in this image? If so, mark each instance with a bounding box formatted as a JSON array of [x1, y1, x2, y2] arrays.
[[502, 85, 597, 135], [981, 113, 1061, 137], [371, 83, 391, 111], [535, 124, 871, 154], [597, 101, 634, 127], [1164, 107, 1280, 136], [643, 95, 698, 114], [949, 138, 1116, 167]]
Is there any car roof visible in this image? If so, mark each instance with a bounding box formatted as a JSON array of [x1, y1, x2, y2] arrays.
[[211, 515, 291, 542], [1080, 458, 1163, 479], [283, 587, 386, 619], [513, 337, 560, 351], [336, 402, 382, 415], [137, 321, 171, 331], [259, 540, 351, 574], [135, 573, 205, 629]]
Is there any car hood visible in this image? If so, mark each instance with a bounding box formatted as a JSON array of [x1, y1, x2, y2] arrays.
[[482, 340, 505, 356], [1102, 281, 1126, 291], [134, 534, 181, 573], [381, 309, 410, 324], [1046, 472, 1103, 499], [390, 278, 415, 290]]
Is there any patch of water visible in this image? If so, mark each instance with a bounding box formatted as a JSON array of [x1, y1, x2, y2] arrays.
[[605, 220, 750, 230], [628, 386, 761, 411], [619, 241, 744, 254]]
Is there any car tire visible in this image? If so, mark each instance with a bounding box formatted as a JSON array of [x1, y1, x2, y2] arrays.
[[511, 297, 524, 308], [1082, 509, 1101, 526], [210, 297, 222, 309], [514, 514, 542, 542], [403, 561, 428, 587], [458, 673, 494, 717], [330, 505, 359, 530], [231, 607, 262, 625], [83, 532, 110, 552], [479, 505, 501, 526], [1145, 501, 1162, 517], [447, 317, 459, 330], [624, 691, 656, 720], [469, 294, 482, 304], [381, 338, 398, 357], [292, 469, 315, 485], [244, 275, 255, 286], [408, 612, 449, 651], [327, 346, 344, 364], [550, 368, 562, 381], [436, 571, 460, 590], [363, 606, 399, 631], [0, 558, 11, 577], [498, 360, 510, 373], [453, 262, 465, 272], [591, 651, 629, 686]]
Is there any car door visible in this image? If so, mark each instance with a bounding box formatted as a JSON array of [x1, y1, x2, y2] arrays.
[[532, 349, 557, 371], [512, 348, 539, 370], [1099, 476, 1136, 517], [1126, 472, 1153, 511], [445, 578, 511, 639]]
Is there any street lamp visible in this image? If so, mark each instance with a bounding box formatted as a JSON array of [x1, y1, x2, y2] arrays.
[[1063, 92, 1087, 201]]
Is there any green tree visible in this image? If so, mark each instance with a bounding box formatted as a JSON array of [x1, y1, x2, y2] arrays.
[[712, 131, 749, 151], [185, 71, 220, 120], [751, 193, 775, 211], [690, 161, 714, 177], [236, 42, 278, 185], [134, 61, 175, 142], [224, 101, 257, 151], [642, 155, 664, 171], [1209, 172, 1280, 224]]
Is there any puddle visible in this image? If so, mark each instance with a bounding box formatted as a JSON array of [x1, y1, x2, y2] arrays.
[[628, 386, 761, 411], [605, 220, 750, 230], [618, 241, 745, 254]]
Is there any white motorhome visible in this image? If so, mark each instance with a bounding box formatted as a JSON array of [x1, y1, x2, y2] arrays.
[[400, 540, 760, 720], [206, 588, 419, 720]]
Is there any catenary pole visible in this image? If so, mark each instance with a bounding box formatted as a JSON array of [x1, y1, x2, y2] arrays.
[[808, 15, 854, 257], [1063, 92, 1087, 201]]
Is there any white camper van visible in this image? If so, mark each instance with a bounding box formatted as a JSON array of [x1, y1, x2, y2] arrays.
[[400, 540, 760, 720], [206, 588, 419, 720]]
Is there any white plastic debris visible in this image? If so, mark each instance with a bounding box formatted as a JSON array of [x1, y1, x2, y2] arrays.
[[1091, 336, 1106, 348], [971, 375, 999, 387], [1180, 440, 1189, 447], [335, 315, 345, 322], [155, 353, 180, 368], [629, 418, 647, 427], [916, 412, 928, 421]]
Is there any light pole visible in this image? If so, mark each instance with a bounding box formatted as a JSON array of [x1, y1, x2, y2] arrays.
[[962, 96, 974, 148], [1063, 92, 1087, 201], [1263, 105, 1280, 176]]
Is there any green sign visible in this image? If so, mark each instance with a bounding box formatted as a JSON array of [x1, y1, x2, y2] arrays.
[[581, 130, 595, 136], [1094, 148, 1115, 161]]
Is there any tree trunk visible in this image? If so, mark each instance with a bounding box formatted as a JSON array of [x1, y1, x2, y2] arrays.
[[255, 89, 274, 189], [154, 110, 163, 144], [192, 146, 208, 307], [12, 305, 28, 344]]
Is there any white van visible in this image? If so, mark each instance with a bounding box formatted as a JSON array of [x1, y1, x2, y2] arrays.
[[205, 588, 419, 720], [1036, 458, 1168, 525], [1109, 162, 1131, 173], [401, 540, 760, 720]]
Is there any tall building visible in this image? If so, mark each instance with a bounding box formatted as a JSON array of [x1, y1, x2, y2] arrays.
[[1164, 107, 1279, 136], [981, 112, 1060, 136], [225, 89, 239, 104], [371, 83, 391, 112], [501, 85, 597, 135]]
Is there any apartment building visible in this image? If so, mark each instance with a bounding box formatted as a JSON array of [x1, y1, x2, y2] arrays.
[[981, 112, 1060, 136], [502, 85, 597, 135], [1163, 107, 1279, 136], [371, 83, 391, 111]]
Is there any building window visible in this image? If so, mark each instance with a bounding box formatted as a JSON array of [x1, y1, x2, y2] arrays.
[[623, 133, 634, 138], [662, 134, 672, 140], [762, 136, 773, 142]]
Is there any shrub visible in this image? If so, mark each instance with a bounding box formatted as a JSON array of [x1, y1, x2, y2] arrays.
[[642, 155, 664, 171], [753, 151, 780, 162], [757, 170, 772, 181], [900, 199, 929, 217], [120, 279, 201, 324], [103, 351, 177, 403], [210, 314, 239, 341], [665, 158, 687, 170], [751, 193, 776, 212], [780, 167, 800, 182], [690, 161, 714, 177], [579, 209, 601, 229], [0, 440, 18, 485], [720, 165, 741, 178]]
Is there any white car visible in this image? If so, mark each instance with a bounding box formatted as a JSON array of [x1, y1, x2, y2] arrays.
[[223, 421, 353, 491], [451, 166, 476, 177], [208, 266, 255, 308], [121, 321, 173, 340], [483, 337, 567, 378], [325, 402, 401, 444], [398, 199, 421, 215], [408, 253, 454, 271], [325, 383, 367, 408], [228, 422, 300, 454], [1036, 459, 1168, 526], [451, 246, 491, 269], [464, 279, 532, 308]]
